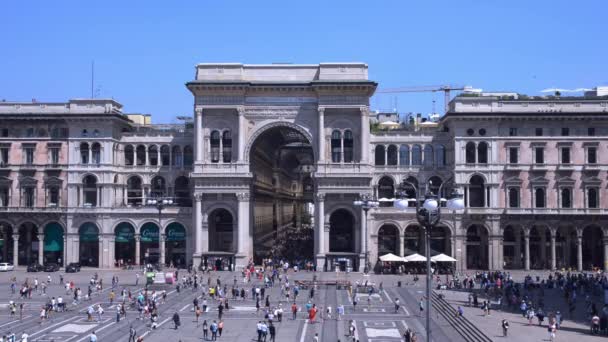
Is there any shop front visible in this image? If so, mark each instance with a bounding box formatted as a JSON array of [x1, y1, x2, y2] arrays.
[[115, 222, 136, 266], [140, 223, 159, 265], [165, 222, 186, 267], [79, 223, 99, 267]]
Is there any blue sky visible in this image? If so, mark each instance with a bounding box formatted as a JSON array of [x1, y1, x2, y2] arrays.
[[2, 1, 606, 123]]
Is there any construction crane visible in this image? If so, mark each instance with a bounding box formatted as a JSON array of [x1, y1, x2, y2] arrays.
[[375, 85, 467, 113]]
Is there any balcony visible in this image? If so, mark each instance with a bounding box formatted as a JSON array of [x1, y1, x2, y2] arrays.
[[504, 164, 528, 171], [531, 164, 549, 171], [0, 206, 67, 213]]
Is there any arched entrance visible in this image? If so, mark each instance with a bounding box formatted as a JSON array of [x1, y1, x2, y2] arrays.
[[0, 223, 14, 264], [165, 222, 186, 268], [140, 222, 159, 264], [404, 225, 422, 256], [466, 225, 489, 269], [377, 177, 395, 207], [18, 223, 39, 265], [430, 226, 450, 256], [529, 225, 545, 269], [43, 223, 64, 265], [114, 222, 135, 266], [582, 225, 603, 270], [328, 209, 357, 271], [503, 225, 524, 269], [209, 209, 234, 252], [79, 223, 99, 267], [249, 124, 314, 264], [378, 224, 399, 255]]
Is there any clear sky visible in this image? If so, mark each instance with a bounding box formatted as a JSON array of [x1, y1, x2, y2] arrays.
[[2, 1, 606, 123]]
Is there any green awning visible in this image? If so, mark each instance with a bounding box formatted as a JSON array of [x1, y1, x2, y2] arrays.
[[165, 223, 186, 241], [44, 223, 63, 252], [115, 223, 135, 243], [140, 223, 159, 242], [79, 223, 99, 242]]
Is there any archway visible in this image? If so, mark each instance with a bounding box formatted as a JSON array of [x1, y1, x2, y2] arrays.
[[430, 226, 450, 256], [466, 225, 488, 269], [0, 223, 14, 264], [404, 225, 422, 256], [529, 225, 545, 269], [329, 209, 355, 253], [378, 224, 399, 255], [43, 223, 63, 265], [165, 222, 187, 268], [582, 225, 603, 270], [140, 222, 160, 264], [377, 176, 394, 207], [78, 223, 99, 267], [503, 225, 524, 269], [18, 223, 39, 265], [209, 209, 234, 252], [249, 124, 314, 264], [469, 175, 485, 207], [114, 222, 135, 266]]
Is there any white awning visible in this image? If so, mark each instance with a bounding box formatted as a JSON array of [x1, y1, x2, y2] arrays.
[[379, 253, 405, 262], [403, 253, 427, 262], [431, 253, 457, 262]]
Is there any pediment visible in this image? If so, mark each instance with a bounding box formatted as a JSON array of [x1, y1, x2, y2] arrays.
[[583, 176, 602, 184], [19, 176, 38, 186], [0, 176, 12, 186], [529, 176, 549, 184], [556, 176, 576, 184], [44, 176, 64, 186], [504, 176, 522, 184]]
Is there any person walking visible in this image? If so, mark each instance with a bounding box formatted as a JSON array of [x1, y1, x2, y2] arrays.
[[419, 298, 424, 317], [96, 305, 104, 322], [218, 320, 224, 337], [312, 333, 319, 342], [195, 305, 201, 325], [210, 320, 218, 341], [501, 319, 509, 337], [116, 304, 121, 323], [291, 303, 298, 320], [548, 323, 556, 341], [218, 302, 224, 320], [268, 322, 276, 342], [172, 311, 181, 330], [89, 331, 97, 342], [394, 298, 400, 313], [257, 321, 263, 342], [128, 326, 137, 342], [202, 320, 209, 340]]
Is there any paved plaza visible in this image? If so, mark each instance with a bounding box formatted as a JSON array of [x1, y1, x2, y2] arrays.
[[0, 268, 605, 341]]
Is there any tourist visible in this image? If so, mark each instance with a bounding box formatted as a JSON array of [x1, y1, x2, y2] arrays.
[[129, 326, 137, 342], [89, 331, 97, 342], [202, 320, 209, 340], [218, 320, 224, 336], [210, 320, 218, 341], [269, 322, 276, 342], [501, 319, 509, 337], [172, 311, 180, 330]]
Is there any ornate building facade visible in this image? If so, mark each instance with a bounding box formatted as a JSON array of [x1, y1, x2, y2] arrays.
[[1, 62, 607, 272]]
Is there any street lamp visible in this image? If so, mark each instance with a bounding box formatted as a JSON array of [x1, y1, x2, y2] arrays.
[[146, 196, 173, 268], [394, 177, 464, 342], [353, 195, 379, 274]]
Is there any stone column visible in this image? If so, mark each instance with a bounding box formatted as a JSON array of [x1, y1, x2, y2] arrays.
[[193, 194, 203, 263], [237, 107, 246, 162], [550, 229, 556, 270], [62, 235, 67, 267], [37, 234, 44, 265], [315, 193, 325, 269], [318, 107, 325, 163], [524, 230, 530, 271], [195, 108, 204, 162], [576, 231, 583, 271], [360, 106, 370, 163], [157, 148, 161, 167], [236, 192, 251, 267], [384, 145, 388, 165], [160, 234, 166, 266], [399, 233, 405, 257], [12, 234, 19, 266], [135, 235, 141, 265], [145, 146, 149, 166], [603, 237, 608, 272]]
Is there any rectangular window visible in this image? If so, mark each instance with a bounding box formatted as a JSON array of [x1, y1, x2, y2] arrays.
[[588, 188, 599, 208], [535, 147, 544, 164], [587, 147, 597, 164], [49, 187, 59, 206], [535, 128, 543, 136], [561, 147, 570, 164], [508, 188, 520, 208], [23, 187, 35, 207], [49, 148, 60, 165], [24, 147, 34, 165], [26, 128, 34, 137], [561, 127, 569, 136], [0, 147, 8, 166], [509, 128, 518, 136], [0, 129, 8, 137], [508, 147, 518, 164], [0, 188, 8, 207], [588, 127, 595, 136]]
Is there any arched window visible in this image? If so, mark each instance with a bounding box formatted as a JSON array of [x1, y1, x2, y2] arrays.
[[428, 176, 443, 197], [378, 225, 399, 255], [411, 145, 422, 165], [403, 176, 418, 206], [399, 145, 410, 166], [378, 176, 395, 206], [387, 145, 398, 165], [588, 188, 599, 208], [172, 146, 182, 166], [148, 145, 158, 166], [561, 188, 572, 208], [508, 188, 520, 208], [91, 143, 101, 165], [136, 145, 146, 166], [329, 209, 355, 252], [477, 142, 488, 164], [465, 142, 476, 164], [126, 176, 143, 206], [469, 175, 485, 207], [150, 176, 166, 198], [535, 188, 545, 208], [124, 145, 134, 166], [331, 130, 342, 163], [222, 131, 232, 162], [80, 143, 89, 164], [183, 145, 193, 166], [343, 130, 353, 162], [435, 145, 446, 166], [160, 145, 170, 166], [174, 176, 191, 207], [424, 145, 434, 166], [375, 145, 385, 165], [210, 131, 220, 163], [83, 175, 97, 207]]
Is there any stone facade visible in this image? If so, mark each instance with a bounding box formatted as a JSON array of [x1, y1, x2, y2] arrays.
[[1, 63, 607, 272]]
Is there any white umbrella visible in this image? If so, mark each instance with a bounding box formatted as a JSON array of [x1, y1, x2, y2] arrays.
[[378, 198, 395, 202], [403, 253, 427, 262], [379, 120, 399, 125], [430, 253, 457, 262], [379, 253, 405, 262]]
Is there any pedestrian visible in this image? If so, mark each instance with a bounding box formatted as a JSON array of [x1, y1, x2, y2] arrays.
[[404, 328, 412, 342], [548, 323, 556, 341], [129, 326, 137, 342], [326, 306, 332, 320], [257, 321, 263, 342], [313, 332, 319, 342], [97, 305, 104, 322], [348, 320, 356, 337], [116, 304, 121, 322], [419, 298, 424, 316], [501, 319, 509, 337], [210, 320, 218, 341], [218, 302, 224, 320], [195, 305, 201, 325], [135, 273, 139, 286], [269, 322, 276, 342], [89, 331, 97, 342], [172, 311, 180, 330], [218, 320, 224, 336], [202, 320, 209, 340], [457, 306, 464, 317], [394, 298, 400, 313], [292, 303, 298, 320]]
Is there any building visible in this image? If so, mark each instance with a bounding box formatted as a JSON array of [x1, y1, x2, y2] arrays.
[[0, 62, 607, 272]]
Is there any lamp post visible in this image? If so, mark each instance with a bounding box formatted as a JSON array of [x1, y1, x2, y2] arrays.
[[394, 177, 464, 342], [146, 196, 173, 268], [353, 195, 379, 274]]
